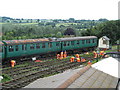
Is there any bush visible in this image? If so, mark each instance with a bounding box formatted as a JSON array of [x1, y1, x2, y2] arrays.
[[1, 74, 11, 83]]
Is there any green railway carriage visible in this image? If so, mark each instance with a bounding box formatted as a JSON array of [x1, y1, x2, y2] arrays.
[[2, 39, 49, 59], [0, 41, 5, 59], [2, 38, 62, 59], [1, 36, 98, 60], [60, 36, 97, 51]]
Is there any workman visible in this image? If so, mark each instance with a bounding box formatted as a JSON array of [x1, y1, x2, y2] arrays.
[[60, 51, 64, 59], [76, 58, 80, 62], [10, 60, 16, 67], [93, 51, 97, 58], [85, 52, 89, 55], [75, 54, 80, 58], [88, 61, 92, 65], [81, 57, 86, 62], [63, 51, 67, 58], [57, 54, 60, 59], [100, 50, 104, 56], [70, 57, 75, 62]]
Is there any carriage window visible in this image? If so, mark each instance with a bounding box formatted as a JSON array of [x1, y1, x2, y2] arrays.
[[9, 46, 14, 52], [86, 39, 90, 43], [88, 39, 90, 43], [22, 45, 27, 50], [56, 42, 59, 46], [71, 41, 74, 45], [15, 45, 19, 51], [48, 42, 52, 48], [2, 47, 3, 52], [64, 42, 67, 46], [42, 43, 45, 48], [82, 40, 84, 44], [30, 44, 34, 49], [67, 42, 70, 46], [92, 39, 95, 43], [36, 43, 40, 49], [77, 41, 79, 44]]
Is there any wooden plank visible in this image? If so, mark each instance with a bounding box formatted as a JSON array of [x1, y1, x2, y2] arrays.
[[68, 74, 89, 87], [108, 77, 118, 88], [83, 68, 96, 77], [90, 72, 107, 88], [88, 70, 102, 82], [100, 75, 114, 88], [81, 77, 96, 88], [67, 83, 80, 88]]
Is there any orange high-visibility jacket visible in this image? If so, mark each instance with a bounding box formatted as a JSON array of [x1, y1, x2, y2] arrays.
[[76, 58, 80, 62], [100, 51, 104, 56], [88, 61, 92, 65], [63, 51, 67, 58], [93, 51, 97, 58], [70, 57, 75, 62], [81, 58, 86, 62], [11, 60, 16, 67], [60, 52, 64, 59], [57, 54, 60, 59]]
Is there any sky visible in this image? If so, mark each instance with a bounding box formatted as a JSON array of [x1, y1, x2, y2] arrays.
[[0, 0, 119, 20]]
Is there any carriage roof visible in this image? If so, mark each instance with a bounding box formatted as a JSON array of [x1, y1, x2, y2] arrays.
[[3, 38, 49, 45], [59, 36, 97, 41]]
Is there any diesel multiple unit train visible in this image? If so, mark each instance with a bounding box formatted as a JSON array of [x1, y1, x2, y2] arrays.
[[0, 36, 98, 61]]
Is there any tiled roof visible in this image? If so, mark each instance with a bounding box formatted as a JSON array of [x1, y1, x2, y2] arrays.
[[102, 36, 110, 40]]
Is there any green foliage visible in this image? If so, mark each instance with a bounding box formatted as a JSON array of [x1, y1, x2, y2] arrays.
[[1, 74, 11, 83], [80, 52, 94, 58], [2, 17, 117, 41], [81, 20, 120, 44]]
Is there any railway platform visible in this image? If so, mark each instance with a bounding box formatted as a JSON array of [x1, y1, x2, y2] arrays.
[[23, 57, 120, 89]]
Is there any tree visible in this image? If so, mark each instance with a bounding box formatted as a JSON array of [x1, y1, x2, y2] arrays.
[[81, 20, 120, 44], [69, 18, 75, 23], [64, 28, 76, 36], [56, 32, 62, 38]]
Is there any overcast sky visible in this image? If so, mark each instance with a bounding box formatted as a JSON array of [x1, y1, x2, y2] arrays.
[[0, 0, 119, 20]]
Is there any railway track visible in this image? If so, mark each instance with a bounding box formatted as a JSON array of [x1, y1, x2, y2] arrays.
[[2, 57, 93, 89], [2, 56, 56, 68]]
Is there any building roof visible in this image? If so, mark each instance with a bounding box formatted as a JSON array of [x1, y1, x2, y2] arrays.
[[92, 57, 119, 78], [67, 67, 118, 88], [67, 57, 119, 88], [102, 36, 110, 40]]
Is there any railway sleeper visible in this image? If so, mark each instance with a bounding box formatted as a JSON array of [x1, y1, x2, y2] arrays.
[[2, 59, 89, 87], [3, 63, 85, 89]]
